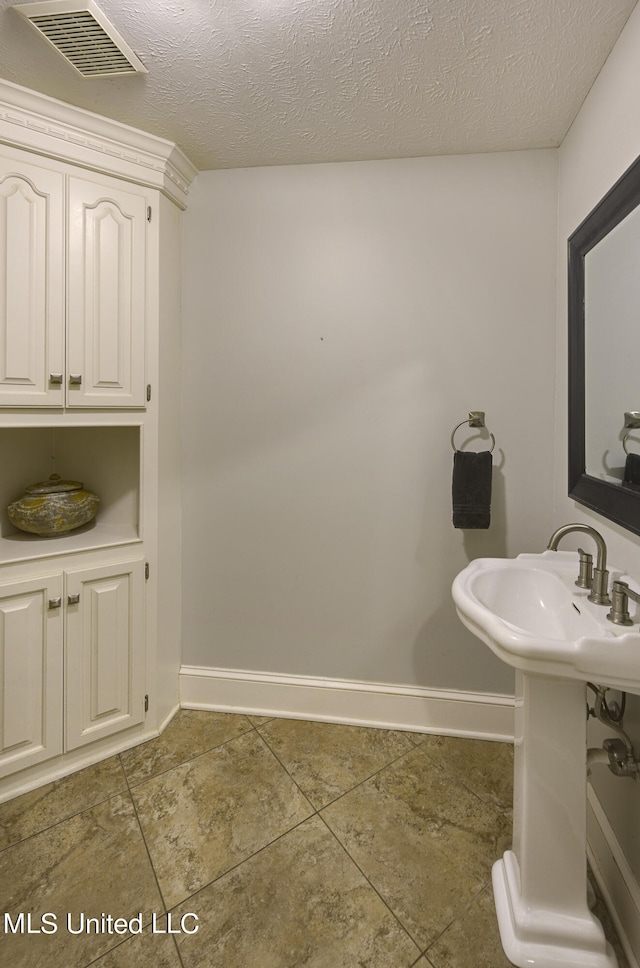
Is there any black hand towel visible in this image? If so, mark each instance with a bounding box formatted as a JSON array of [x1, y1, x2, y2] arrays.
[[622, 452, 640, 492], [452, 450, 492, 529]]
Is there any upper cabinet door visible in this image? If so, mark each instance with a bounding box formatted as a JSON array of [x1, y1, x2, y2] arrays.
[[0, 158, 64, 406], [67, 177, 147, 408]]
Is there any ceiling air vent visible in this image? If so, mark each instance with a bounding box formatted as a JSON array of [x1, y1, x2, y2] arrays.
[[14, 0, 147, 77]]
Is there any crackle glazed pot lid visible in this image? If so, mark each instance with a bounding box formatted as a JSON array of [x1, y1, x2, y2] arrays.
[[24, 474, 84, 494]]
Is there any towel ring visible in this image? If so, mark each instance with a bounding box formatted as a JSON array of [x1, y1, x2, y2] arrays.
[[451, 411, 495, 454]]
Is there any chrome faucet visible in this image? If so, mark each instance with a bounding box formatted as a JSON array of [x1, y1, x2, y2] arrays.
[[547, 523, 611, 605]]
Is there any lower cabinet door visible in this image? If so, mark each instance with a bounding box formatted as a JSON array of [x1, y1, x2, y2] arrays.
[[0, 574, 63, 777], [65, 558, 145, 751]]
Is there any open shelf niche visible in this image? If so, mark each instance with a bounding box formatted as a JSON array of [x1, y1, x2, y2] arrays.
[[0, 425, 141, 563]]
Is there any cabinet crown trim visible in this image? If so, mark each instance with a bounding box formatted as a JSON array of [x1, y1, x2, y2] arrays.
[[0, 78, 197, 210]]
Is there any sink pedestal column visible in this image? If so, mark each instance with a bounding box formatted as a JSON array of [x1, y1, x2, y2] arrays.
[[493, 671, 618, 968]]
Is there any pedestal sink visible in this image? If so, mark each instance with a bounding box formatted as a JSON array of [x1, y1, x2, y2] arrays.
[[452, 550, 640, 968]]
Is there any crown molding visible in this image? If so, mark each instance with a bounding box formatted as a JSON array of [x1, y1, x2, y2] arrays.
[[0, 78, 198, 209]]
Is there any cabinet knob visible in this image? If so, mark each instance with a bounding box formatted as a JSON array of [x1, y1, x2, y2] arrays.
[[67, 593, 80, 605], [49, 374, 63, 385], [69, 374, 82, 386], [48, 598, 62, 609]]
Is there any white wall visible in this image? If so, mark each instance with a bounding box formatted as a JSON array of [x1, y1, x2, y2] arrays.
[[181, 149, 557, 695], [556, 2, 640, 957]]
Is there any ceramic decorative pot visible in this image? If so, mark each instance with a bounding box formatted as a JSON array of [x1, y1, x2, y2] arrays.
[[7, 474, 100, 536]]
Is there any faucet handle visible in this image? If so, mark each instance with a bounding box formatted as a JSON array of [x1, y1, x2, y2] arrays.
[[575, 549, 593, 589], [607, 580, 640, 626]]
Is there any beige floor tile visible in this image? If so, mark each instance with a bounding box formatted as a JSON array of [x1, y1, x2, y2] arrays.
[[173, 815, 421, 968], [418, 734, 514, 816], [258, 717, 415, 808], [131, 730, 314, 908], [119, 709, 252, 785], [426, 886, 513, 967], [0, 793, 163, 968], [0, 713, 628, 968], [321, 746, 511, 949], [89, 924, 182, 967], [0, 756, 128, 850]]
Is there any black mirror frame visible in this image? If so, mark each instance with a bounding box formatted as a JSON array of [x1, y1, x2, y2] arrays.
[[568, 151, 640, 537]]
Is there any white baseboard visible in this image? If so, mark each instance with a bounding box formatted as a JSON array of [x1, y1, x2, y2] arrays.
[[587, 784, 640, 968], [179, 665, 515, 742]]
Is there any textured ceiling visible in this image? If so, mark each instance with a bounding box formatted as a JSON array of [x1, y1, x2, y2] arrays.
[[0, 0, 637, 171]]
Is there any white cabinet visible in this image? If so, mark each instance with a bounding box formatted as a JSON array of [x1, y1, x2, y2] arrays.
[[0, 156, 64, 407], [67, 176, 147, 408], [0, 574, 63, 778], [0, 154, 148, 408], [65, 558, 146, 750], [0, 77, 194, 800], [0, 557, 145, 779]]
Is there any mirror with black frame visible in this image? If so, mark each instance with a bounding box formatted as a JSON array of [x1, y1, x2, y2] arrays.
[[568, 151, 640, 537]]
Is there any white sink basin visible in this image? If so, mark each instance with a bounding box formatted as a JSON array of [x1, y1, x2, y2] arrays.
[[452, 549, 640, 693], [453, 548, 633, 967]]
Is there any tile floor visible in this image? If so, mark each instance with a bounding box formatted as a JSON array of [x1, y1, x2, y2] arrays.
[[0, 709, 629, 968]]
